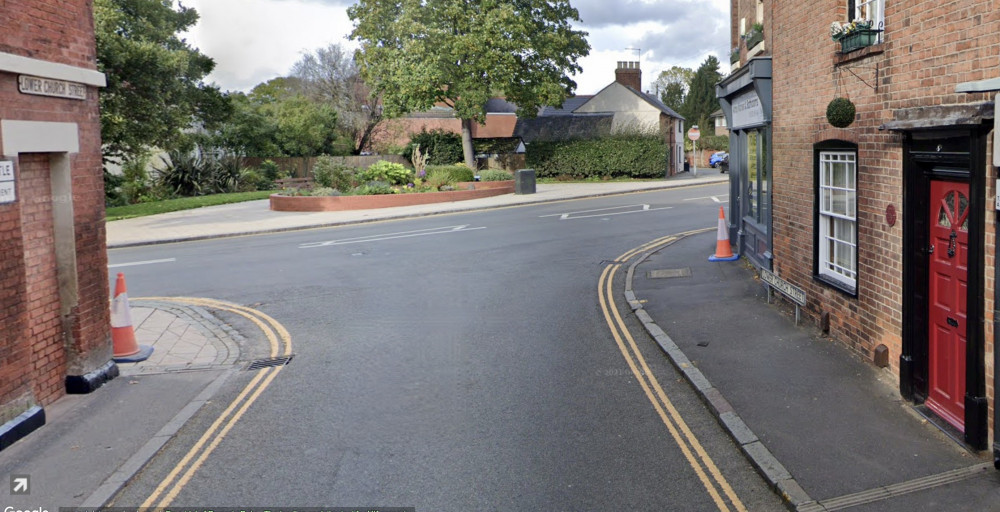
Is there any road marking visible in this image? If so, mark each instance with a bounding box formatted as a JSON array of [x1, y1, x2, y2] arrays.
[[133, 297, 292, 507], [683, 194, 729, 203], [816, 462, 993, 511], [108, 258, 176, 268], [539, 204, 673, 220], [299, 224, 485, 248], [598, 232, 746, 512]]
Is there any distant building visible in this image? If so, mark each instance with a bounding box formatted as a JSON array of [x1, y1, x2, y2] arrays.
[[711, 109, 728, 136], [516, 61, 686, 176], [0, 0, 113, 448]]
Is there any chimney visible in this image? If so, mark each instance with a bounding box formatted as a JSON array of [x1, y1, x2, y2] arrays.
[[615, 61, 642, 91]]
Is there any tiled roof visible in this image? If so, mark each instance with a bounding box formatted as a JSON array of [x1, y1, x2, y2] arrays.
[[538, 96, 595, 117]]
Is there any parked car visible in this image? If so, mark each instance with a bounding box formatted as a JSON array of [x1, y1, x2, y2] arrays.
[[709, 151, 729, 168]]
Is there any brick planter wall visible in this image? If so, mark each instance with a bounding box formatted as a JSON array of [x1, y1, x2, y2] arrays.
[[270, 181, 515, 212]]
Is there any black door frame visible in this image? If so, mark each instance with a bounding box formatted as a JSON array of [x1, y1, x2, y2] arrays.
[[900, 127, 989, 450]]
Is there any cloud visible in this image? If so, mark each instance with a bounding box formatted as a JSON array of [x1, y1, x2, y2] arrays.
[[179, 0, 734, 94], [634, 19, 730, 63], [183, 0, 355, 91], [574, 0, 688, 28]]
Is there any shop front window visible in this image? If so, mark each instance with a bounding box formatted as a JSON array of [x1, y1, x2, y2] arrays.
[[745, 129, 769, 225]]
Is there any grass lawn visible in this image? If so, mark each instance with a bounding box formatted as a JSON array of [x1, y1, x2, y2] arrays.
[[105, 190, 275, 221]]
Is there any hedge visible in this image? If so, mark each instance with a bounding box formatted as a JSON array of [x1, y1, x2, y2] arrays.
[[685, 134, 729, 152], [406, 129, 464, 166], [525, 136, 669, 179]]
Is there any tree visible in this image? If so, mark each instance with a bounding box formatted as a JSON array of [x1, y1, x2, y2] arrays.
[[290, 44, 383, 154], [94, 0, 230, 165], [651, 66, 693, 114], [349, 0, 590, 168], [213, 78, 345, 158], [680, 56, 723, 136]]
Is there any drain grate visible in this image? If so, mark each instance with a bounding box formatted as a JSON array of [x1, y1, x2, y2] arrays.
[[245, 355, 294, 371]]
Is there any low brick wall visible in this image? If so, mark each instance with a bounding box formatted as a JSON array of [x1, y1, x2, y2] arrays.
[[270, 181, 515, 212]]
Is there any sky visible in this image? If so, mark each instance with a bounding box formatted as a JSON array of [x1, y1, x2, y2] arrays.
[[179, 0, 732, 96]]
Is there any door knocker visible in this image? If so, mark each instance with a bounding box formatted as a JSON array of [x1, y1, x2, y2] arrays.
[[948, 230, 957, 258]]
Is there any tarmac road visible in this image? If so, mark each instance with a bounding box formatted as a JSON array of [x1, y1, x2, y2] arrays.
[[104, 184, 785, 510]]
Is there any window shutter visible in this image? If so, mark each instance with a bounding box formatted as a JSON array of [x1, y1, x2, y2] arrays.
[[848, 0, 856, 21]]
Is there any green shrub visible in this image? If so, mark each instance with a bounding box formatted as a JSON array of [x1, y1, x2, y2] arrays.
[[352, 181, 394, 195], [212, 154, 246, 194], [358, 160, 413, 185], [156, 150, 210, 197], [313, 156, 357, 190], [480, 169, 513, 181], [406, 129, 463, 165], [423, 173, 451, 191], [104, 169, 126, 207], [526, 136, 669, 179], [309, 187, 341, 197], [113, 155, 154, 205], [258, 159, 281, 183], [238, 168, 268, 191], [426, 164, 474, 183]]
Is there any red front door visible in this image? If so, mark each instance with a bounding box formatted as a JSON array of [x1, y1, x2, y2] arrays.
[[925, 180, 969, 431]]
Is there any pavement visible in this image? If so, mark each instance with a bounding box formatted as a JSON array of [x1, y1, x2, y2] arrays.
[[5, 168, 1000, 511]]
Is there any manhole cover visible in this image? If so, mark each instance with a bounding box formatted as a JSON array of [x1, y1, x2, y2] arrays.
[[647, 268, 692, 279]]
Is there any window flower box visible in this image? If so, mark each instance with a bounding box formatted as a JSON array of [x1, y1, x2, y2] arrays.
[[838, 28, 881, 53], [745, 27, 763, 50]]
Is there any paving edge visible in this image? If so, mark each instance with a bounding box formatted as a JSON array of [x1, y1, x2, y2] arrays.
[[623, 232, 820, 512], [106, 177, 727, 248], [80, 369, 236, 507]]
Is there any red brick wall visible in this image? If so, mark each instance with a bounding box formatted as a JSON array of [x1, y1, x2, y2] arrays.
[[0, 0, 110, 412], [371, 114, 518, 152], [19, 154, 66, 404], [0, 0, 99, 68], [0, 185, 30, 420], [768, 0, 999, 436]]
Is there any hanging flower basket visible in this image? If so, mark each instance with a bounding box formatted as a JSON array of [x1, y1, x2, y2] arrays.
[[826, 97, 856, 128]]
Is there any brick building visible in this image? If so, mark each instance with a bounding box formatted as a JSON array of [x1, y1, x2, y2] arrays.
[[719, 0, 1000, 455], [0, 0, 113, 448]]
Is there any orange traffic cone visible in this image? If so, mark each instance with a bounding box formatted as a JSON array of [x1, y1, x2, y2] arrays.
[[709, 206, 739, 262], [111, 272, 153, 362]]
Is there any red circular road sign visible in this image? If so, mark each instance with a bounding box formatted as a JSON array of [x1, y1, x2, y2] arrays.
[[688, 126, 701, 141]]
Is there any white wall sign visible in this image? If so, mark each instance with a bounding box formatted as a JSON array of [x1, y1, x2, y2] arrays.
[[0, 160, 14, 204], [731, 89, 765, 129], [18, 75, 87, 100]]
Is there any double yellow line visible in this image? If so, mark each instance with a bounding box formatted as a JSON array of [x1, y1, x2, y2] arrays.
[[134, 297, 293, 508], [598, 231, 746, 512]]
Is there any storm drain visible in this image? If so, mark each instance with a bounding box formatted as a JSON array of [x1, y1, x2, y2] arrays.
[[647, 268, 692, 279], [245, 355, 294, 371]]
